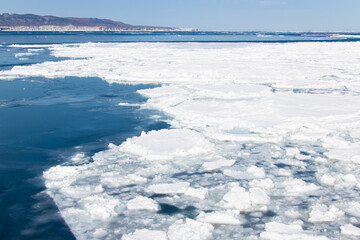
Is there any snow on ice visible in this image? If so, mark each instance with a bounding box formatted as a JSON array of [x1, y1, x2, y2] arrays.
[[2, 42, 360, 239]]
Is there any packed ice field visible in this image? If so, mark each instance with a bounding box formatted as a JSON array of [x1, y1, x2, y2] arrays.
[[2, 42, 360, 239]]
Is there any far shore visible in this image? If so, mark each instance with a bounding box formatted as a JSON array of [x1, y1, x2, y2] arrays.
[[0, 26, 197, 32]]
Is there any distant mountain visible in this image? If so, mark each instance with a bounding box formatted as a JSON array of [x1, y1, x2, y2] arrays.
[[0, 13, 190, 31]]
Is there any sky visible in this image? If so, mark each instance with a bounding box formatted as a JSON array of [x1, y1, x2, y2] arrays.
[[2, 0, 360, 31]]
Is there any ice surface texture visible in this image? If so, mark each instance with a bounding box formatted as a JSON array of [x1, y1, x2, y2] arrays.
[[2, 42, 360, 239]]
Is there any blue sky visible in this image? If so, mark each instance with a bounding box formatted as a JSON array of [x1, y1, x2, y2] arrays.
[[2, 0, 360, 31]]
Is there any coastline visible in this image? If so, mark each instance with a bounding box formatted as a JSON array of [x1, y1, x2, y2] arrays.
[[0, 25, 197, 32]]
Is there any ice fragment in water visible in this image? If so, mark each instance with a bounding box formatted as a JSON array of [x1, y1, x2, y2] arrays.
[[167, 218, 214, 240], [260, 222, 329, 240], [196, 211, 243, 225], [202, 158, 235, 171], [122, 229, 167, 240], [120, 129, 214, 161], [148, 182, 190, 194], [220, 185, 270, 211], [341, 224, 360, 237], [308, 203, 344, 223], [127, 196, 160, 211], [184, 187, 208, 200]]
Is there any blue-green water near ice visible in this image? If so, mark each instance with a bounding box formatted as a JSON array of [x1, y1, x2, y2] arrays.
[[0, 39, 170, 239], [1, 31, 360, 239], [0, 75, 168, 239]]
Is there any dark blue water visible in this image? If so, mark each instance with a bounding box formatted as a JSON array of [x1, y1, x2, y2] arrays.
[[1, 31, 360, 44], [0, 44, 67, 71], [0, 75, 168, 239]]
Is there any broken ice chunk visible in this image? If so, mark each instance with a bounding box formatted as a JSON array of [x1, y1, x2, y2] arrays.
[[184, 187, 209, 200], [246, 166, 266, 178], [220, 186, 251, 211], [284, 179, 319, 196], [249, 179, 274, 189], [260, 222, 329, 240], [202, 159, 235, 171], [223, 166, 265, 180], [122, 229, 167, 240], [341, 224, 360, 237], [148, 182, 190, 194], [127, 196, 160, 211], [80, 194, 122, 220], [93, 228, 107, 238], [220, 185, 270, 211], [167, 218, 214, 240], [101, 173, 147, 188], [196, 211, 243, 225], [308, 203, 344, 223], [120, 129, 214, 161], [249, 187, 270, 205], [345, 201, 360, 217]]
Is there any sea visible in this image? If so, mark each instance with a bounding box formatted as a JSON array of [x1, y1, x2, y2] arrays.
[[1, 31, 360, 240]]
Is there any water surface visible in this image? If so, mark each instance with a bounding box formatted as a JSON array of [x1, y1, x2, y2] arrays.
[[0, 76, 167, 239]]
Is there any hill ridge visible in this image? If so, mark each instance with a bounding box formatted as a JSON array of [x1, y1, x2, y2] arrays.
[[0, 13, 188, 31]]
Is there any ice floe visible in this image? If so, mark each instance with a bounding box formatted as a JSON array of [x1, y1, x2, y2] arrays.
[[148, 182, 190, 194], [260, 222, 329, 240], [283, 178, 319, 196], [341, 224, 360, 237], [127, 196, 160, 211], [120, 129, 214, 161], [3, 41, 357, 239], [196, 211, 243, 225], [308, 203, 344, 223], [202, 158, 235, 171], [220, 184, 270, 211], [184, 187, 209, 200], [122, 229, 167, 240], [167, 218, 214, 240]]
